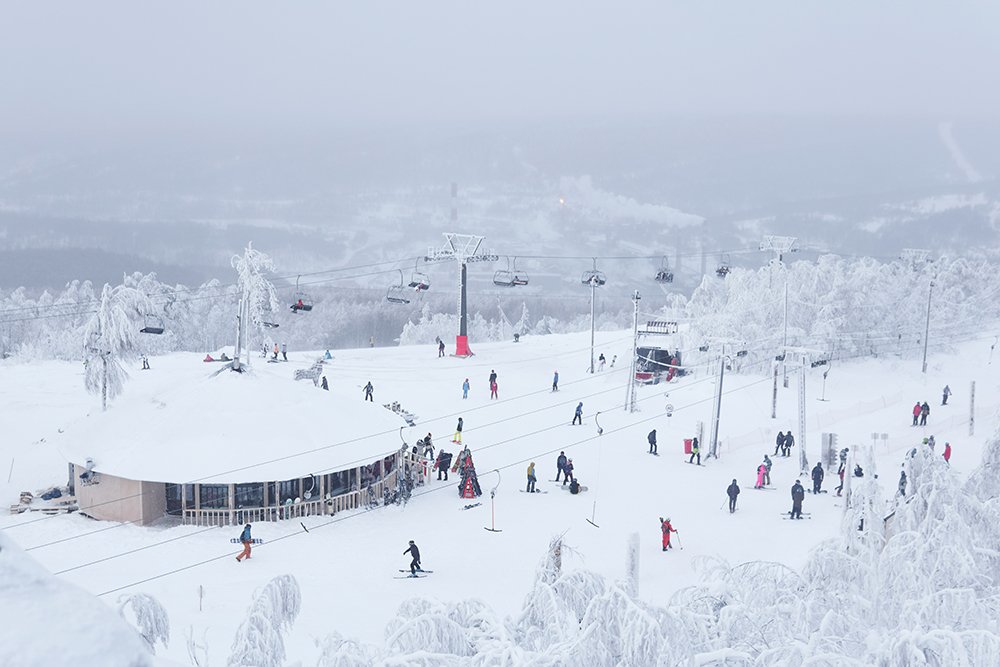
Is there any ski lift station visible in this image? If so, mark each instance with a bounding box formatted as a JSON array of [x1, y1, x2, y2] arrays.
[[58, 353, 427, 526], [635, 320, 688, 385]]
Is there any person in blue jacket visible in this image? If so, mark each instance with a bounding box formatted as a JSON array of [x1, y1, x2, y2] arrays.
[[572, 402, 583, 425], [236, 523, 253, 562], [552, 371, 559, 392], [462, 378, 470, 399]]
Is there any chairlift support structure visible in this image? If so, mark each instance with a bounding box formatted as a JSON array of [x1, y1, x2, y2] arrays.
[[424, 232, 498, 356], [759, 236, 797, 263], [386, 270, 411, 305], [290, 276, 313, 312]]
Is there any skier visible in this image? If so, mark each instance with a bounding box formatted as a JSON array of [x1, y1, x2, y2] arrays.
[[141, 353, 150, 370], [598, 353, 606, 371], [775, 431, 784, 456], [403, 540, 422, 576], [660, 517, 677, 551], [462, 378, 470, 399], [755, 463, 766, 489], [811, 462, 824, 494], [562, 458, 575, 485], [912, 402, 921, 426], [438, 339, 446, 358], [920, 402, 930, 426], [688, 437, 700, 465], [422, 434, 434, 459], [281, 342, 287, 361], [363, 381, 374, 402], [453, 417, 463, 444], [783, 432, 795, 457], [790, 480, 805, 519], [273, 343, 279, 360], [556, 451, 568, 482], [572, 402, 583, 426], [526, 462, 537, 493], [236, 523, 253, 562], [727, 479, 740, 513], [763, 455, 772, 486], [898, 469, 907, 496], [489, 370, 497, 390], [943, 442, 952, 462], [836, 462, 845, 496], [552, 371, 559, 392], [321, 376, 329, 391], [490, 380, 498, 400], [648, 429, 658, 454], [942, 385, 951, 406]]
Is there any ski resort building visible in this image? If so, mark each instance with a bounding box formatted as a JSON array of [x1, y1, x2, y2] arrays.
[[60, 354, 427, 527]]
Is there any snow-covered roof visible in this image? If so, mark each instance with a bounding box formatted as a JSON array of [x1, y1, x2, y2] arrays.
[[57, 353, 407, 484]]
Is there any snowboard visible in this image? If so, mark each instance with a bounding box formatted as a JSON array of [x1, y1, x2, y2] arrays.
[[807, 489, 829, 494], [394, 573, 430, 579], [230, 538, 264, 544], [460, 502, 482, 510], [560, 485, 589, 493], [783, 515, 812, 520], [684, 460, 704, 466], [745, 486, 776, 491], [520, 489, 548, 494], [647, 451, 660, 456]]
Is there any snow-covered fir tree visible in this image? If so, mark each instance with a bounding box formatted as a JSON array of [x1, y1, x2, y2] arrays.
[[82, 283, 151, 411]]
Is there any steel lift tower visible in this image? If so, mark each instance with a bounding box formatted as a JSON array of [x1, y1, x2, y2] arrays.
[[425, 233, 498, 357]]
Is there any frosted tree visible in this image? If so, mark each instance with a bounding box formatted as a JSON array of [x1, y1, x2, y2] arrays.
[[514, 302, 530, 337], [230, 242, 279, 369], [117, 593, 170, 655], [83, 283, 151, 411], [227, 574, 301, 667]]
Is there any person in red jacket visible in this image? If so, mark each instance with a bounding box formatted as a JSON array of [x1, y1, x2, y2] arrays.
[[943, 442, 952, 463], [912, 402, 922, 426], [660, 517, 677, 551]]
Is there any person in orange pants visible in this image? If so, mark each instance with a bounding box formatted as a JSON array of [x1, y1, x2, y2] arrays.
[[236, 523, 253, 562], [660, 517, 677, 551]]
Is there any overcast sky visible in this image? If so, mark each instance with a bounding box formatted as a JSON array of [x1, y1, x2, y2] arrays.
[[1, 1, 998, 140]]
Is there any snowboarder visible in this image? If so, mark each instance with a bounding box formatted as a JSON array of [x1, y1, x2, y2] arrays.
[[763, 455, 772, 486], [438, 339, 446, 358], [598, 353, 606, 371], [141, 353, 150, 370], [811, 462, 824, 494], [435, 451, 452, 480], [552, 371, 559, 392], [898, 469, 907, 496], [490, 380, 498, 400], [526, 462, 537, 492], [488, 370, 497, 390], [836, 463, 845, 496], [660, 517, 677, 550], [912, 402, 921, 426], [943, 442, 952, 462], [556, 451, 568, 482], [569, 478, 581, 494], [727, 480, 740, 513], [775, 431, 784, 456], [920, 402, 930, 426], [423, 434, 434, 458], [942, 385, 951, 406], [321, 376, 328, 391], [281, 342, 287, 361], [363, 381, 374, 402], [273, 343, 279, 360], [688, 437, 700, 465], [755, 463, 766, 489], [648, 429, 657, 454], [572, 402, 583, 425], [462, 378, 470, 399], [236, 523, 253, 562], [403, 540, 422, 576], [790, 480, 805, 519], [325, 350, 332, 359], [453, 417, 463, 444], [783, 432, 795, 457], [562, 458, 575, 485]]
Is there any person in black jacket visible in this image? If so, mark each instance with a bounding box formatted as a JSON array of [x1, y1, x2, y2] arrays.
[[648, 429, 657, 454], [403, 540, 422, 576], [489, 370, 497, 389], [775, 431, 784, 456], [556, 452, 568, 481], [811, 462, 824, 494], [727, 479, 740, 513], [791, 480, 805, 519], [435, 452, 452, 481], [783, 432, 795, 457]]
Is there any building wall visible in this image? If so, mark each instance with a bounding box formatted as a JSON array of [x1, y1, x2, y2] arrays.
[[74, 465, 165, 526]]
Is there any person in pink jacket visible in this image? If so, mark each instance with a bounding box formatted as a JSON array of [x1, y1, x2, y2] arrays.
[[912, 402, 922, 426], [755, 463, 767, 489]]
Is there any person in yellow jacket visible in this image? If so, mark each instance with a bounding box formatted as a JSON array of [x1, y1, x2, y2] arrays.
[[526, 462, 537, 493]]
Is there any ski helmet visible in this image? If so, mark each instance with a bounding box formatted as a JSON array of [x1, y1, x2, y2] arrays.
[[409, 540, 414, 545]]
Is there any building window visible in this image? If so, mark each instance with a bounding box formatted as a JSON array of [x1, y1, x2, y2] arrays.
[[200, 484, 229, 509], [235, 483, 263, 508]]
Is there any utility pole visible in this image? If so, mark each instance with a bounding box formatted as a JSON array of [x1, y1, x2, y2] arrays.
[[771, 359, 779, 419], [798, 356, 808, 475], [921, 278, 934, 373], [708, 351, 726, 459], [782, 282, 789, 388], [625, 291, 641, 413], [232, 295, 245, 372], [589, 275, 597, 373]]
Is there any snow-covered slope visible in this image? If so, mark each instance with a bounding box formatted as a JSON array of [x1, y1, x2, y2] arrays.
[[0, 329, 996, 664]]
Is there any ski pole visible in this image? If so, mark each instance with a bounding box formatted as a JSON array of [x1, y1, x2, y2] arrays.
[[675, 532, 683, 550]]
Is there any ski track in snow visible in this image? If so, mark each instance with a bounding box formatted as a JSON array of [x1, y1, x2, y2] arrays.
[[0, 330, 993, 664]]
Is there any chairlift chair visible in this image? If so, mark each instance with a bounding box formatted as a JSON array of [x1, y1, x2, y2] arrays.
[[386, 270, 411, 305], [654, 256, 674, 283], [290, 276, 313, 312], [581, 258, 607, 286], [139, 314, 164, 335], [408, 259, 431, 292], [510, 257, 529, 286], [716, 254, 731, 279]]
